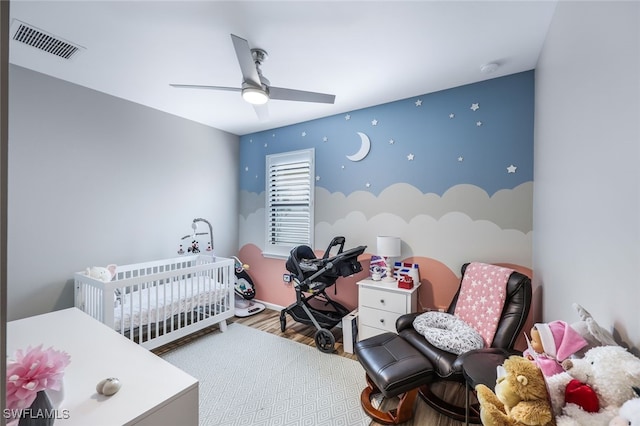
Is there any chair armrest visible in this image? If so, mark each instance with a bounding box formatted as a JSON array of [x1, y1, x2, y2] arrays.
[[396, 312, 421, 332]]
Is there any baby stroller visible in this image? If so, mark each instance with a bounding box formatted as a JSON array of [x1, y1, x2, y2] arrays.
[[280, 236, 366, 353]]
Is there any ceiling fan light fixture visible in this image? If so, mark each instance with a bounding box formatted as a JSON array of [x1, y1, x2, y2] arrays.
[[242, 86, 269, 105]]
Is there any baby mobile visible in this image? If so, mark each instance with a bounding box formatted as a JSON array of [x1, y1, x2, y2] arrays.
[[177, 218, 214, 255]]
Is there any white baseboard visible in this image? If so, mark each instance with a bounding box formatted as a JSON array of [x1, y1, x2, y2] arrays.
[[253, 299, 285, 312]]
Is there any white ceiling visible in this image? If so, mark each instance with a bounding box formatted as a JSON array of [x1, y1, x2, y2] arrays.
[[8, 0, 558, 136]]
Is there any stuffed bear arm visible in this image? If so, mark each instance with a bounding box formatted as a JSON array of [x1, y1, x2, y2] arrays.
[[510, 400, 553, 425], [476, 383, 507, 414]]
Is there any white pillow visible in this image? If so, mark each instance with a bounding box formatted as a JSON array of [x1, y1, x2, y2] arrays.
[[413, 311, 485, 355]]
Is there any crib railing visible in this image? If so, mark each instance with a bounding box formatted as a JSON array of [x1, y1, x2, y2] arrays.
[[74, 255, 235, 349]]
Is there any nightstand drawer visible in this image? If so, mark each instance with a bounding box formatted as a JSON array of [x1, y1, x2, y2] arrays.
[[358, 306, 401, 332], [359, 287, 407, 314]]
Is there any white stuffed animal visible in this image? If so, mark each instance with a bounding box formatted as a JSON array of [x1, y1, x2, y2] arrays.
[[570, 303, 618, 357], [548, 346, 640, 426], [610, 388, 640, 426], [86, 264, 117, 282]]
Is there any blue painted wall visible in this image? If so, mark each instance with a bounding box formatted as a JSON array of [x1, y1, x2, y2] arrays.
[[239, 71, 534, 276]]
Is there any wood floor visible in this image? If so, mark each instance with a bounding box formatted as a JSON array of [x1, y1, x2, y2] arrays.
[[153, 308, 470, 426]]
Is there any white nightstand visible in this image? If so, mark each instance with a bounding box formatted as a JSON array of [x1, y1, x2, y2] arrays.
[[357, 278, 421, 340]]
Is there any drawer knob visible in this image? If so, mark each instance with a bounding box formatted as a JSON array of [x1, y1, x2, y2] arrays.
[[379, 319, 385, 323], [380, 299, 385, 304]]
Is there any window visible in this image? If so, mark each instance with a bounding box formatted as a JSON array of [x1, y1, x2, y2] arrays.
[[264, 149, 314, 258]]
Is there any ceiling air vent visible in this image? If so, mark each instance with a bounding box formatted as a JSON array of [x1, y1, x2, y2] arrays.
[[10, 20, 83, 60]]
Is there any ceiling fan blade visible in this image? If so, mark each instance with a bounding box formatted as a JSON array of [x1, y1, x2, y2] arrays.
[[230, 34, 261, 87], [253, 104, 269, 121], [269, 86, 335, 104], [170, 84, 241, 92]]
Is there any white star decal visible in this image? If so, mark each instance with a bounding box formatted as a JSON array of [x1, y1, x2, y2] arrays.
[[371, 119, 378, 126], [476, 121, 483, 127], [264, 143, 268, 148], [316, 176, 320, 181], [415, 99, 422, 106], [323, 136, 328, 142], [458, 156, 464, 162], [365, 182, 371, 188], [301, 131, 306, 137], [249, 139, 253, 143], [471, 103, 480, 111], [272, 134, 276, 137], [341, 165, 345, 169], [507, 165, 517, 173], [449, 113, 455, 119], [255, 174, 258, 179], [407, 153, 415, 161], [345, 114, 351, 120], [245, 166, 249, 171], [389, 139, 395, 144]]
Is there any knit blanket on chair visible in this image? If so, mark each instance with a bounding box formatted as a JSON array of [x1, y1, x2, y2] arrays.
[[453, 262, 514, 346]]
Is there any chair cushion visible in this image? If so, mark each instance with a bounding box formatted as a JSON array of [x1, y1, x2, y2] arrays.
[[412, 311, 484, 355]]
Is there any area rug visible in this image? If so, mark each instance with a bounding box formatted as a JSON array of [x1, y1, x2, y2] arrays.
[[161, 322, 370, 426]]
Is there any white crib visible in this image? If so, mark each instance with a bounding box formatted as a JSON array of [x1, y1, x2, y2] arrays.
[[74, 255, 235, 350]]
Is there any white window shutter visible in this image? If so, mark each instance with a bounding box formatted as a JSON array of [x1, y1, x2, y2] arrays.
[[264, 149, 314, 258]]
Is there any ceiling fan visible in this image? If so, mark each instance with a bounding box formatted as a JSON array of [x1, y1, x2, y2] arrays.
[[170, 34, 336, 120]]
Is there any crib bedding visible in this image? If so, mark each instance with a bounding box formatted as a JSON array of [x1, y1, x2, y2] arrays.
[[75, 255, 235, 349], [114, 277, 225, 332]]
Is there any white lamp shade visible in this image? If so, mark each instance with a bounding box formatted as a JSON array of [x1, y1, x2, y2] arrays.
[[376, 236, 401, 257]]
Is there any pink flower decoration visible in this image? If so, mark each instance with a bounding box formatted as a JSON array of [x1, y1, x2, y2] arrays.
[[6, 345, 71, 411]]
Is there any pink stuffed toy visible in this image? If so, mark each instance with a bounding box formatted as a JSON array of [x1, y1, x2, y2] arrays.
[[524, 320, 588, 377]]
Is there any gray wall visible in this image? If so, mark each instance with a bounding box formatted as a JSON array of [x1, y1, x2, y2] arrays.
[[8, 65, 240, 321], [534, 1, 640, 348]]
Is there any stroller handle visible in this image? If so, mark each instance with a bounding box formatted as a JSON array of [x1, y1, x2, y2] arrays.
[[322, 236, 345, 259]]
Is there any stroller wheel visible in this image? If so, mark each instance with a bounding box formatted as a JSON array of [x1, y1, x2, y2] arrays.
[[314, 328, 335, 353], [279, 311, 286, 332]]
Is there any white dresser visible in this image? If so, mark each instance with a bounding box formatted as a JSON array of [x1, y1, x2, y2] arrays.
[[7, 308, 198, 426], [357, 278, 420, 340]]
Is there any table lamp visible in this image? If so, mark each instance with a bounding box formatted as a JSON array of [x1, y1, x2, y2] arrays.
[[376, 236, 401, 283]]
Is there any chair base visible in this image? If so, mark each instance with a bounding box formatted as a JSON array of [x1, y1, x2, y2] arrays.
[[419, 382, 481, 424], [360, 375, 418, 425]]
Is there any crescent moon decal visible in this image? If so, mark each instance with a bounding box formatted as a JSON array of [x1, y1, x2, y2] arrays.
[[346, 132, 371, 162]]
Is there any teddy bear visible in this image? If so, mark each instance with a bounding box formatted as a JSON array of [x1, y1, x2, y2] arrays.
[[609, 387, 640, 426], [546, 345, 640, 426], [86, 264, 119, 305], [85, 264, 117, 282], [523, 320, 588, 377], [476, 355, 555, 426]]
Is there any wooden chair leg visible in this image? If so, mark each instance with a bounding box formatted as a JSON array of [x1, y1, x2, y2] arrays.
[[359, 375, 418, 425]]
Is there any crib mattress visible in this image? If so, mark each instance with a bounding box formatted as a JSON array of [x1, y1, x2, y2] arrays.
[[113, 278, 226, 332]]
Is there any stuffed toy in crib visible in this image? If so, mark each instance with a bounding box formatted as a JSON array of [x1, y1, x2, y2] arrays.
[[85, 264, 117, 282]]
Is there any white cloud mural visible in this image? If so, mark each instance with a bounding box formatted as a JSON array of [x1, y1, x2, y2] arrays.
[[239, 181, 532, 272], [240, 181, 533, 234], [314, 211, 531, 272], [314, 182, 533, 233]]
